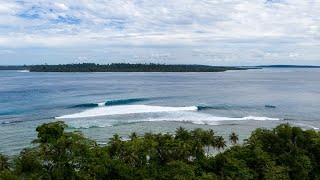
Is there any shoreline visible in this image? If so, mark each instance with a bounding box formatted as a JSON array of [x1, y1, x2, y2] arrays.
[[0, 63, 256, 72]]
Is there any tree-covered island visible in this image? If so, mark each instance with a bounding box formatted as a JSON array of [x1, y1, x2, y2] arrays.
[[1, 122, 319, 179], [1, 63, 252, 72]]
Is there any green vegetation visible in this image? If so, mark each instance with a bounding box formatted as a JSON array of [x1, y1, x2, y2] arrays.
[[0, 65, 29, 70], [1, 122, 320, 179], [28, 63, 249, 72]]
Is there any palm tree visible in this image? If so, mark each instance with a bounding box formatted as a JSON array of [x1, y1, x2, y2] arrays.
[[175, 127, 190, 141], [174, 141, 190, 162], [215, 136, 226, 153], [210, 136, 217, 153], [130, 132, 138, 140], [122, 144, 139, 167], [229, 132, 239, 145], [0, 154, 10, 171], [109, 134, 121, 144], [191, 128, 204, 142], [144, 132, 154, 140], [206, 129, 215, 156], [108, 134, 122, 157]]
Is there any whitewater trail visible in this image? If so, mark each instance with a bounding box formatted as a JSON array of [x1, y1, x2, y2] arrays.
[[57, 104, 281, 129], [57, 105, 198, 119]]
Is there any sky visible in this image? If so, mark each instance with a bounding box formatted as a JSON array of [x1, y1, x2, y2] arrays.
[[0, 0, 319, 65]]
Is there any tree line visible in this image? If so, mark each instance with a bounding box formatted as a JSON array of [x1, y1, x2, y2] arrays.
[[0, 65, 29, 70], [1, 122, 320, 179], [27, 63, 248, 72]]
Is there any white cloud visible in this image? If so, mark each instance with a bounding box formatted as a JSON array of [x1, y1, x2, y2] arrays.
[[54, 3, 69, 11], [0, 0, 319, 65]]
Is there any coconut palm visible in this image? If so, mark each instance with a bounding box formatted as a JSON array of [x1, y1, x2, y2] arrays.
[[173, 141, 191, 161], [144, 132, 154, 140], [175, 127, 190, 141], [0, 154, 10, 171], [130, 132, 138, 140], [215, 136, 227, 152], [191, 128, 204, 143], [122, 144, 139, 167], [206, 129, 215, 156], [229, 132, 239, 145], [108, 134, 122, 157]]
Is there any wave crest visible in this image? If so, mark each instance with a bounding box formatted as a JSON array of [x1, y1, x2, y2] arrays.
[[57, 105, 198, 119], [105, 98, 147, 106], [71, 98, 149, 109], [72, 103, 101, 108]]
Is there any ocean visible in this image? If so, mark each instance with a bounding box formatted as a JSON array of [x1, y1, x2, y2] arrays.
[[0, 68, 319, 155]]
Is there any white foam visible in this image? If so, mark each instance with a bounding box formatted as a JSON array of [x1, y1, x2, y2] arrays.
[[98, 102, 105, 107], [18, 70, 30, 72], [145, 112, 280, 125], [56, 105, 198, 119], [67, 119, 113, 129], [292, 122, 319, 130], [59, 105, 280, 129]]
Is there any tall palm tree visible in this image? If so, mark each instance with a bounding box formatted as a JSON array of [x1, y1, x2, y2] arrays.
[[109, 134, 121, 144], [175, 127, 190, 141], [215, 136, 227, 153], [144, 132, 154, 140], [130, 132, 138, 140], [203, 129, 215, 156], [190, 128, 206, 157], [0, 154, 10, 171], [229, 132, 239, 145], [210, 136, 217, 154], [122, 144, 139, 167], [191, 128, 204, 143], [174, 141, 190, 161], [108, 134, 122, 157]]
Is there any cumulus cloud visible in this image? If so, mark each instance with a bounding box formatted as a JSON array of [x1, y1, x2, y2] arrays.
[[0, 0, 319, 65]]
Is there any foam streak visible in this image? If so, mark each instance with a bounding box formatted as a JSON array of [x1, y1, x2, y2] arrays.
[[57, 105, 198, 119]]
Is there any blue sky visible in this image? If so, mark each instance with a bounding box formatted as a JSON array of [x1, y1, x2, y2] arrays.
[[0, 0, 319, 65]]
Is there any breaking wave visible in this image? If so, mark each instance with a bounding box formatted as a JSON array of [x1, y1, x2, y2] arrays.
[[71, 98, 149, 109], [292, 122, 319, 130], [72, 103, 105, 108], [18, 70, 30, 73], [57, 105, 198, 119], [105, 98, 148, 106], [57, 104, 281, 129], [197, 105, 229, 110]]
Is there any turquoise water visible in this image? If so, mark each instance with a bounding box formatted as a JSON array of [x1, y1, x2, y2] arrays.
[[0, 68, 319, 154]]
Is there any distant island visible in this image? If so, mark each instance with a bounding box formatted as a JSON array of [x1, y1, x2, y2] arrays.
[[256, 65, 320, 68], [0, 63, 251, 72], [2, 64, 319, 72], [0, 65, 29, 70]]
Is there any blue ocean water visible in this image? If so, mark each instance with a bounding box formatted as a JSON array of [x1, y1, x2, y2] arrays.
[[0, 68, 319, 155]]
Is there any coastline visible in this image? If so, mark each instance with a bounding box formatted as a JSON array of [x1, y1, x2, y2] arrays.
[[0, 63, 254, 72]]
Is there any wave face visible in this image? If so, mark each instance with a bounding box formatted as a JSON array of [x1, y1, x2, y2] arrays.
[[57, 105, 198, 119], [105, 98, 148, 106], [71, 98, 148, 109], [197, 105, 229, 110], [72, 103, 101, 108]]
